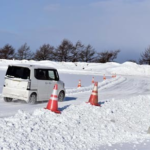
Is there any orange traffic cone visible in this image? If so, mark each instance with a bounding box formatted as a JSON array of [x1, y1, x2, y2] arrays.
[[103, 74, 106, 80], [112, 73, 116, 78], [77, 80, 81, 88], [87, 82, 100, 106], [112, 74, 114, 78], [45, 84, 61, 114], [92, 77, 95, 84]]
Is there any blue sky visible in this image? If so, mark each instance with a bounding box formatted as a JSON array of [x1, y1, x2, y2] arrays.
[[0, 0, 150, 62]]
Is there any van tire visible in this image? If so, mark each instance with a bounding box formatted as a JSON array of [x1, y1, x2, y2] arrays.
[[58, 91, 64, 102], [4, 97, 13, 102], [29, 93, 37, 104]]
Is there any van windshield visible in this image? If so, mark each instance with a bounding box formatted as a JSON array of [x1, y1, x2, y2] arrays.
[[6, 66, 30, 79]]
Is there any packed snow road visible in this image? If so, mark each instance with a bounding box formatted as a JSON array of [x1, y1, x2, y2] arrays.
[[99, 75, 150, 100], [0, 72, 149, 118], [0, 73, 120, 118]]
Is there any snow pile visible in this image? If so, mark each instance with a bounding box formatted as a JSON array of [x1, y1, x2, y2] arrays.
[[0, 95, 150, 149], [0, 59, 149, 76], [107, 62, 150, 76]]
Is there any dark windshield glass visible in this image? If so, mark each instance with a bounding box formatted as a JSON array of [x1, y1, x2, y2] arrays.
[[6, 66, 30, 79]]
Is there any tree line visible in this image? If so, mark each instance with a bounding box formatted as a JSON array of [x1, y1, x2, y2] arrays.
[[0, 39, 149, 64]]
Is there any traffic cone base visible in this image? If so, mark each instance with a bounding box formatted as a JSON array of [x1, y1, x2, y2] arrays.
[[88, 94, 100, 106], [86, 101, 100, 106], [45, 100, 61, 114]]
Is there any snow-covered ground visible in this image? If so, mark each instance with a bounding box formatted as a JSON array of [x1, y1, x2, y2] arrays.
[[0, 59, 150, 150]]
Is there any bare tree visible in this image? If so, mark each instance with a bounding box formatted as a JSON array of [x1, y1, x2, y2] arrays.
[[0, 44, 15, 59], [96, 50, 120, 63], [139, 47, 150, 65], [79, 44, 96, 62], [72, 41, 84, 62], [16, 43, 34, 60], [54, 39, 74, 62], [34, 44, 54, 60]]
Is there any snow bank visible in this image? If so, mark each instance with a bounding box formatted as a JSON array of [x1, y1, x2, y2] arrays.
[[0, 59, 149, 76], [0, 95, 150, 149], [66, 76, 126, 95]]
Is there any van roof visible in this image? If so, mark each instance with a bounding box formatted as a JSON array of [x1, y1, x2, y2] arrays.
[[8, 64, 56, 70]]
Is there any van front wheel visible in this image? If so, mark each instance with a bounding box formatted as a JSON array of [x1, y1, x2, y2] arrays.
[[29, 93, 37, 104], [4, 97, 13, 102], [58, 91, 64, 102]]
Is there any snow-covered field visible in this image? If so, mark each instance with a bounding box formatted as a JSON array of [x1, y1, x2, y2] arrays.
[[0, 59, 150, 150]]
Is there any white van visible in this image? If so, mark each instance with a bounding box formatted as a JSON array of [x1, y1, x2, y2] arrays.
[[2, 64, 65, 104]]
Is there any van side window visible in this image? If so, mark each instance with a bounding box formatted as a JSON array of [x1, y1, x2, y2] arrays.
[[48, 70, 55, 80], [35, 69, 47, 80], [35, 69, 59, 81], [47, 70, 59, 81]]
